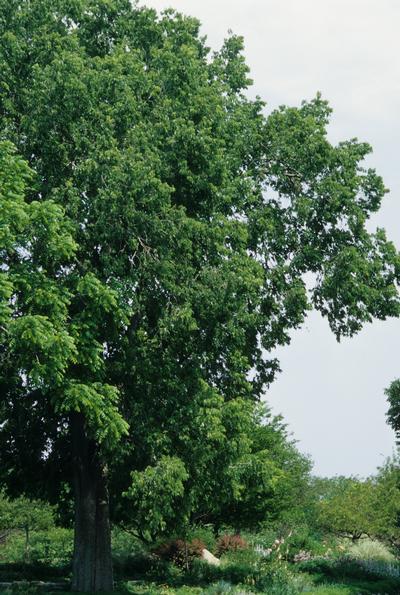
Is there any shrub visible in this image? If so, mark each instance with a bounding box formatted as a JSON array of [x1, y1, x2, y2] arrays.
[[153, 538, 206, 568], [255, 560, 302, 595], [347, 538, 395, 562], [0, 528, 73, 567], [297, 555, 383, 581], [216, 535, 248, 557], [29, 528, 73, 566], [220, 550, 260, 586], [284, 527, 326, 561], [186, 526, 216, 553], [188, 558, 223, 585], [111, 527, 146, 563]]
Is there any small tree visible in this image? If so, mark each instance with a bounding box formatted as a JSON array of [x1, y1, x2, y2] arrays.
[[0, 493, 54, 561]]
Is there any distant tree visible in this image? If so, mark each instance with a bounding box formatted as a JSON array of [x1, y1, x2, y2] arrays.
[[371, 456, 400, 552], [312, 461, 400, 553], [311, 476, 356, 502], [1, 1, 400, 591], [316, 477, 376, 541]]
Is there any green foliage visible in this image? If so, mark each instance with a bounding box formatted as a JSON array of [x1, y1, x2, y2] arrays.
[[0, 493, 56, 563], [1, 2, 400, 586], [0, 527, 72, 567], [347, 538, 395, 562], [312, 468, 400, 551], [28, 528, 72, 567], [283, 526, 327, 561], [0, 495, 54, 532], [370, 457, 400, 551], [219, 549, 260, 586], [0, 493, 55, 544], [120, 400, 312, 540], [185, 527, 216, 553], [386, 380, 400, 445], [255, 560, 301, 594], [124, 457, 189, 541], [112, 527, 146, 561], [0, 139, 127, 465], [316, 477, 376, 541]]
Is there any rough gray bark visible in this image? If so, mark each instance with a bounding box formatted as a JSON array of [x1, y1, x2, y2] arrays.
[[71, 414, 113, 593]]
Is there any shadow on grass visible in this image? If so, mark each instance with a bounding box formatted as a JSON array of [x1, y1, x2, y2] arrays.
[[298, 557, 400, 595]]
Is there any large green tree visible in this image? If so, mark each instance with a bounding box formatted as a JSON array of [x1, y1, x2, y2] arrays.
[[1, 0, 399, 591]]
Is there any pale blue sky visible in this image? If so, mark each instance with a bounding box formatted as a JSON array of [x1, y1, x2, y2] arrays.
[[142, 0, 400, 477]]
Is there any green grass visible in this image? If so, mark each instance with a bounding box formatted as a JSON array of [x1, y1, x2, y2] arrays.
[[298, 556, 400, 595]]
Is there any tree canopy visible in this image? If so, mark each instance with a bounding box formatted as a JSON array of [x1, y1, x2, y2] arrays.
[[0, 0, 399, 591]]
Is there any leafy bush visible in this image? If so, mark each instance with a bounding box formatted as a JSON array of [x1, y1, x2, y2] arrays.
[[187, 559, 223, 585], [284, 527, 326, 561], [296, 555, 400, 594], [185, 526, 216, 553], [255, 560, 303, 594], [0, 528, 72, 567], [216, 535, 248, 557], [29, 528, 73, 566], [220, 550, 260, 587], [251, 528, 279, 549], [112, 528, 146, 560], [113, 551, 178, 582], [188, 551, 260, 588], [210, 549, 307, 594]]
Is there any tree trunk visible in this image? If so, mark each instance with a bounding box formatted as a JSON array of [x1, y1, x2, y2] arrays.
[[71, 413, 113, 593]]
